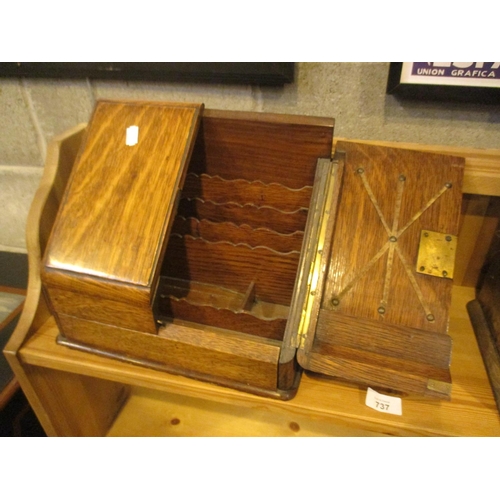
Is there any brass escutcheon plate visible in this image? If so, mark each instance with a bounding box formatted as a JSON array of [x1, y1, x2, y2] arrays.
[[416, 230, 457, 279]]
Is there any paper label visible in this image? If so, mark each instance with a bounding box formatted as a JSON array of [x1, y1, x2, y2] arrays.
[[365, 387, 402, 416], [126, 125, 139, 146]]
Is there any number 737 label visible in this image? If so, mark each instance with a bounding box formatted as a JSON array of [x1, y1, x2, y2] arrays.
[[365, 388, 402, 416]]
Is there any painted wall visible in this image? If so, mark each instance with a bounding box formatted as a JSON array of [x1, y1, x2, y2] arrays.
[[2, 62, 500, 251]]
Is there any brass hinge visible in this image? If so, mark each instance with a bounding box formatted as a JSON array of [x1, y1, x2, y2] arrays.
[[294, 159, 339, 349]]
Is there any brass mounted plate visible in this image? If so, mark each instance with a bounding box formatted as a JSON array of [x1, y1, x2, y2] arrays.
[[416, 230, 457, 279]]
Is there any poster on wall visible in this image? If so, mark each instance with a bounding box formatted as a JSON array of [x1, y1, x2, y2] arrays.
[[387, 62, 500, 103], [0, 63, 294, 86]]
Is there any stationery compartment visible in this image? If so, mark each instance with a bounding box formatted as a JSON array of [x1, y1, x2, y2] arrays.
[[42, 101, 336, 399], [158, 229, 301, 340], [155, 111, 333, 341], [182, 172, 313, 212], [176, 197, 308, 236], [171, 216, 304, 254]]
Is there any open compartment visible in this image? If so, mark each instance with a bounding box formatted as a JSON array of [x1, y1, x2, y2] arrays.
[[40, 101, 470, 401], [42, 102, 335, 399], [151, 109, 335, 380]]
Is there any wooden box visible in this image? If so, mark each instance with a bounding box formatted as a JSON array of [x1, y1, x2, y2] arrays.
[[41, 100, 464, 400]]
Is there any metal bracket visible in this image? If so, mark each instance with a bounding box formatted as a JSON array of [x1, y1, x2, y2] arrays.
[[416, 230, 457, 279]]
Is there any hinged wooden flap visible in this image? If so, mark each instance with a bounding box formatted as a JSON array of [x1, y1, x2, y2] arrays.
[[297, 141, 465, 398], [44, 100, 202, 294]]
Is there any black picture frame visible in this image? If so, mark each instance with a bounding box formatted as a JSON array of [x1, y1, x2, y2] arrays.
[[0, 62, 294, 86], [387, 62, 500, 104]]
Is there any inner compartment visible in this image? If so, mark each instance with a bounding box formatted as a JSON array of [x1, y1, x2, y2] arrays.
[[154, 111, 334, 341]]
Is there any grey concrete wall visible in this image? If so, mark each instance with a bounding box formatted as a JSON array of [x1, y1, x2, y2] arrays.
[[2, 62, 500, 251]]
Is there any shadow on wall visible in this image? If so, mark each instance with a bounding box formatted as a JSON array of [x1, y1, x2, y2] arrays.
[[0, 167, 42, 252]]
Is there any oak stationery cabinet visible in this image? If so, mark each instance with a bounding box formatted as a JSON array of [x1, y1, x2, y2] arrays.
[[4, 101, 500, 436]]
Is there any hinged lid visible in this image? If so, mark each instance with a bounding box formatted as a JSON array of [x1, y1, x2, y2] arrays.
[[295, 141, 465, 398], [44, 100, 202, 297]]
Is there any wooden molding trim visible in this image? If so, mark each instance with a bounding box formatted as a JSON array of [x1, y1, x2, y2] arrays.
[[334, 138, 500, 197]]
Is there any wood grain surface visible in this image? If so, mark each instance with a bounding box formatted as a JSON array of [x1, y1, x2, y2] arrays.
[[315, 311, 452, 368], [298, 142, 465, 398], [45, 101, 202, 287], [177, 198, 308, 235], [334, 137, 500, 197], [324, 142, 464, 333], [172, 217, 304, 253], [15, 287, 500, 436], [3, 124, 87, 436], [162, 235, 300, 305], [57, 314, 281, 392], [45, 286, 157, 333], [189, 110, 334, 190], [157, 277, 289, 340], [33, 105, 336, 400], [182, 173, 313, 211], [22, 363, 128, 436], [455, 194, 494, 287], [158, 298, 287, 340]]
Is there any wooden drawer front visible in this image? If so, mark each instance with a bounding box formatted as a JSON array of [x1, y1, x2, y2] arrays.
[[46, 287, 157, 334], [57, 314, 281, 391]]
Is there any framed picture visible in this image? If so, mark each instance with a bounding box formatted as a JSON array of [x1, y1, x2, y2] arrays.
[[387, 62, 500, 103], [0, 62, 294, 86]]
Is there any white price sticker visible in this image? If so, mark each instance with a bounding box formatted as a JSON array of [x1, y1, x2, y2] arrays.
[[365, 387, 402, 416], [126, 125, 139, 146]]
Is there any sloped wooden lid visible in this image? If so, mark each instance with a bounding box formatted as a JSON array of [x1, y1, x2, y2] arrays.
[[44, 100, 202, 289]]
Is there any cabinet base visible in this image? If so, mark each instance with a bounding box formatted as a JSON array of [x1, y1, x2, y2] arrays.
[[56, 333, 301, 401]]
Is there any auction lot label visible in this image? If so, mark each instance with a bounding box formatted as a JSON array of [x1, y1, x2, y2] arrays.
[[401, 62, 500, 87]]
